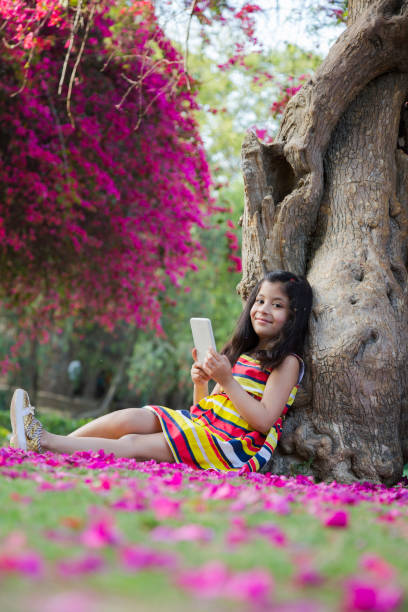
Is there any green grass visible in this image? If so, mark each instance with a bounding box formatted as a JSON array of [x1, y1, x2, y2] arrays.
[[0, 417, 407, 612]]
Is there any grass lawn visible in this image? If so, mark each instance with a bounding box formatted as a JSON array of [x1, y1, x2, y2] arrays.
[[0, 426, 407, 612]]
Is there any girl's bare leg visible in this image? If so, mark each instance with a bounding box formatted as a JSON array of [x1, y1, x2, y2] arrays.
[[42, 430, 175, 462], [68, 408, 161, 439]]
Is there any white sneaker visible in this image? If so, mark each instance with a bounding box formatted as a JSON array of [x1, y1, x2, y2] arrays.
[[10, 389, 43, 452]]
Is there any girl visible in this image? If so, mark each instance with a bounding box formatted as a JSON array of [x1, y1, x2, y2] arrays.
[[10, 270, 313, 472]]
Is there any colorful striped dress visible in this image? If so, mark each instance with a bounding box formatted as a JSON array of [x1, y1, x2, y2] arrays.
[[145, 353, 304, 472]]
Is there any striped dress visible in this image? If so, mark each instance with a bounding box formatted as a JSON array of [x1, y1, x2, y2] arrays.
[[145, 353, 304, 472]]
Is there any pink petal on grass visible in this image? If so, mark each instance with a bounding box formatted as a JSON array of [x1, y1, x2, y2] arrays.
[[203, 483, 239, 500], [177, 560, 230, 598], [120, 545, 176, 571], [323, 510, 349, 528], [163, 472, 183, 489], [9, 492, 32, 505], [295, 568, 325, 587], [256, 523, 287, 547], [42, 591, 99, 612], [151, 524, 213, 542], [57, 553, 105, 577], [264, 493, 291, 515], [151, 496, 181, 519], [0, 551, 44, 577], [360, 554, 396, 580], [344, 578, 403, 611], [224, 568, 273, 603], [80, 514, 121, 548], [175, 524, 213, 542]]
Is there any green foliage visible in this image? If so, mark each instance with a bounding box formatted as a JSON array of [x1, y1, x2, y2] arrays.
[[0, 411, 91, 437], [0, 22, 324, 413]]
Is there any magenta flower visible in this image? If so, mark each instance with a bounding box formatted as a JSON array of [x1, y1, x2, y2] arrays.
[[360, 554, 396, 580], [323, 510, 349, 527], [151, 496, 182, 520], [256, 523, 287, 547], [177, 561, 230, 598], [120, 545, 176, 571], [151, 523, 213, 543], [80, 513, 121, 548], [224, 568, 273, 603], [295, 568, 325, 587], [344, 578, 403, 611], [0, 551, 44, 577], [57, 553, 105, 577]]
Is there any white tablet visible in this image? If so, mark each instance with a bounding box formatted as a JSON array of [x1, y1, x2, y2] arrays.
[[190, 318, 216, 363]]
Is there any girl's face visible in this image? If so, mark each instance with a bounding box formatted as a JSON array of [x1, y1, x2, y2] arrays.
[[250, 281, 290, 347]]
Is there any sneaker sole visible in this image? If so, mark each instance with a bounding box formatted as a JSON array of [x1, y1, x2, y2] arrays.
[[10, 389, 28, 451]]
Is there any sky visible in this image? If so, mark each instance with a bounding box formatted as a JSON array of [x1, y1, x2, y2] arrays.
[[157, 1, 346, 59], [255, 0, 345, 54]]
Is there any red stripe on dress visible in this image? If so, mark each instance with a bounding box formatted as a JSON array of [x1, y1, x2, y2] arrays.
[[232, 363, 269, 384], [204, 430, 233, 469], [196, 410, 250, 438]]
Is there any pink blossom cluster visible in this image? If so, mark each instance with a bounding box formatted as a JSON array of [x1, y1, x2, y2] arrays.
[[0, 1, 212, 350], [270, 74, 309, 120], [225, 219, 242, 273], [0, 445, 407, 610]]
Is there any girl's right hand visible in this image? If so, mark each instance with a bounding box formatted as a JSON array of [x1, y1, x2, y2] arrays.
[[191, 348, 210, 384]]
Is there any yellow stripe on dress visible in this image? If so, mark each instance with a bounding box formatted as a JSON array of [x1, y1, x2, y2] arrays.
[[232, 375, 264, 398]]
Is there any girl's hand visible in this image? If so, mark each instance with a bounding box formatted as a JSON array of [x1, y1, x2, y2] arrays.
[[202, 348, 233, 386], [191, 348, 210, 385]]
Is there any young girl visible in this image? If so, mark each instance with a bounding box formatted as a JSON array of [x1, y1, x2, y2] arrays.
[[10, 270, 313, 472]]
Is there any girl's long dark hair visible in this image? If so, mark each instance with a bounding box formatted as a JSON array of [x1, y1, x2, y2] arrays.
[[222, 270, 313, 371]]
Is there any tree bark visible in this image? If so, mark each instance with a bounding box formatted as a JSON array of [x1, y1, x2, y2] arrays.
[[240, 0, 408, 484]]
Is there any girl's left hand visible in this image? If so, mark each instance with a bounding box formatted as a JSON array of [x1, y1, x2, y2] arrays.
[[202, 348, 233, 386]]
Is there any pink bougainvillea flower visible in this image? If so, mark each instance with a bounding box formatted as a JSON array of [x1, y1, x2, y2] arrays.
[[268, 600, 326, 612], [80, 512, 121, 548], [37, 480, 76, 492], [360, 554, 396, 580], [163, 472, 184, 489], [0, 550, 44, 577], [343, 578, 403, 611], [376, 509, 402, 523], [264, 493, 291, 515], [177, 560, 230, 598], [151, 524, 213, 543], [151, 496, 182, 520], [0, 530, 43, 576], [323, 510, 349, 528], [171, 524, 213, 542], [225, 516, 250, 547], [295, 568, 325, 587], [224, 568, 273, 603], [120, 545, 177, 571], [255, 523, 287, 547], [42, 591, 99, 612], [57, 553, 105, 577], [203, 482, 239, 500], [9, 492, 32, 505]]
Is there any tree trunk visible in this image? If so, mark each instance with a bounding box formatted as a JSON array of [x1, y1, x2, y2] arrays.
[[240, 0, 408, 484]]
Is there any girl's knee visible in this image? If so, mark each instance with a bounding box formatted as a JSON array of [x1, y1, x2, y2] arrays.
[[120, 433, 140, 443]]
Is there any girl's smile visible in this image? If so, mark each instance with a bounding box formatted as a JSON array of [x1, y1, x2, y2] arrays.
[[250, 281, 290, 347]]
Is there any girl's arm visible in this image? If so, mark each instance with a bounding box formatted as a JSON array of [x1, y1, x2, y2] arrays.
[[191, 348, 210, 405], [202, 349, 299, 434], [211, 383, 222, 395]]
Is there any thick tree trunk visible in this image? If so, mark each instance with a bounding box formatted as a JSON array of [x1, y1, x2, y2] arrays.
[[240, 0, 408, 484]]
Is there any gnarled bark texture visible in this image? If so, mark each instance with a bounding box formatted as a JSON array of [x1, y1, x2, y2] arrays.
[[240, 0, 408, 484]]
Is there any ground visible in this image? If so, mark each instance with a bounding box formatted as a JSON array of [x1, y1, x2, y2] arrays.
[[0, 446, 407, 612]]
